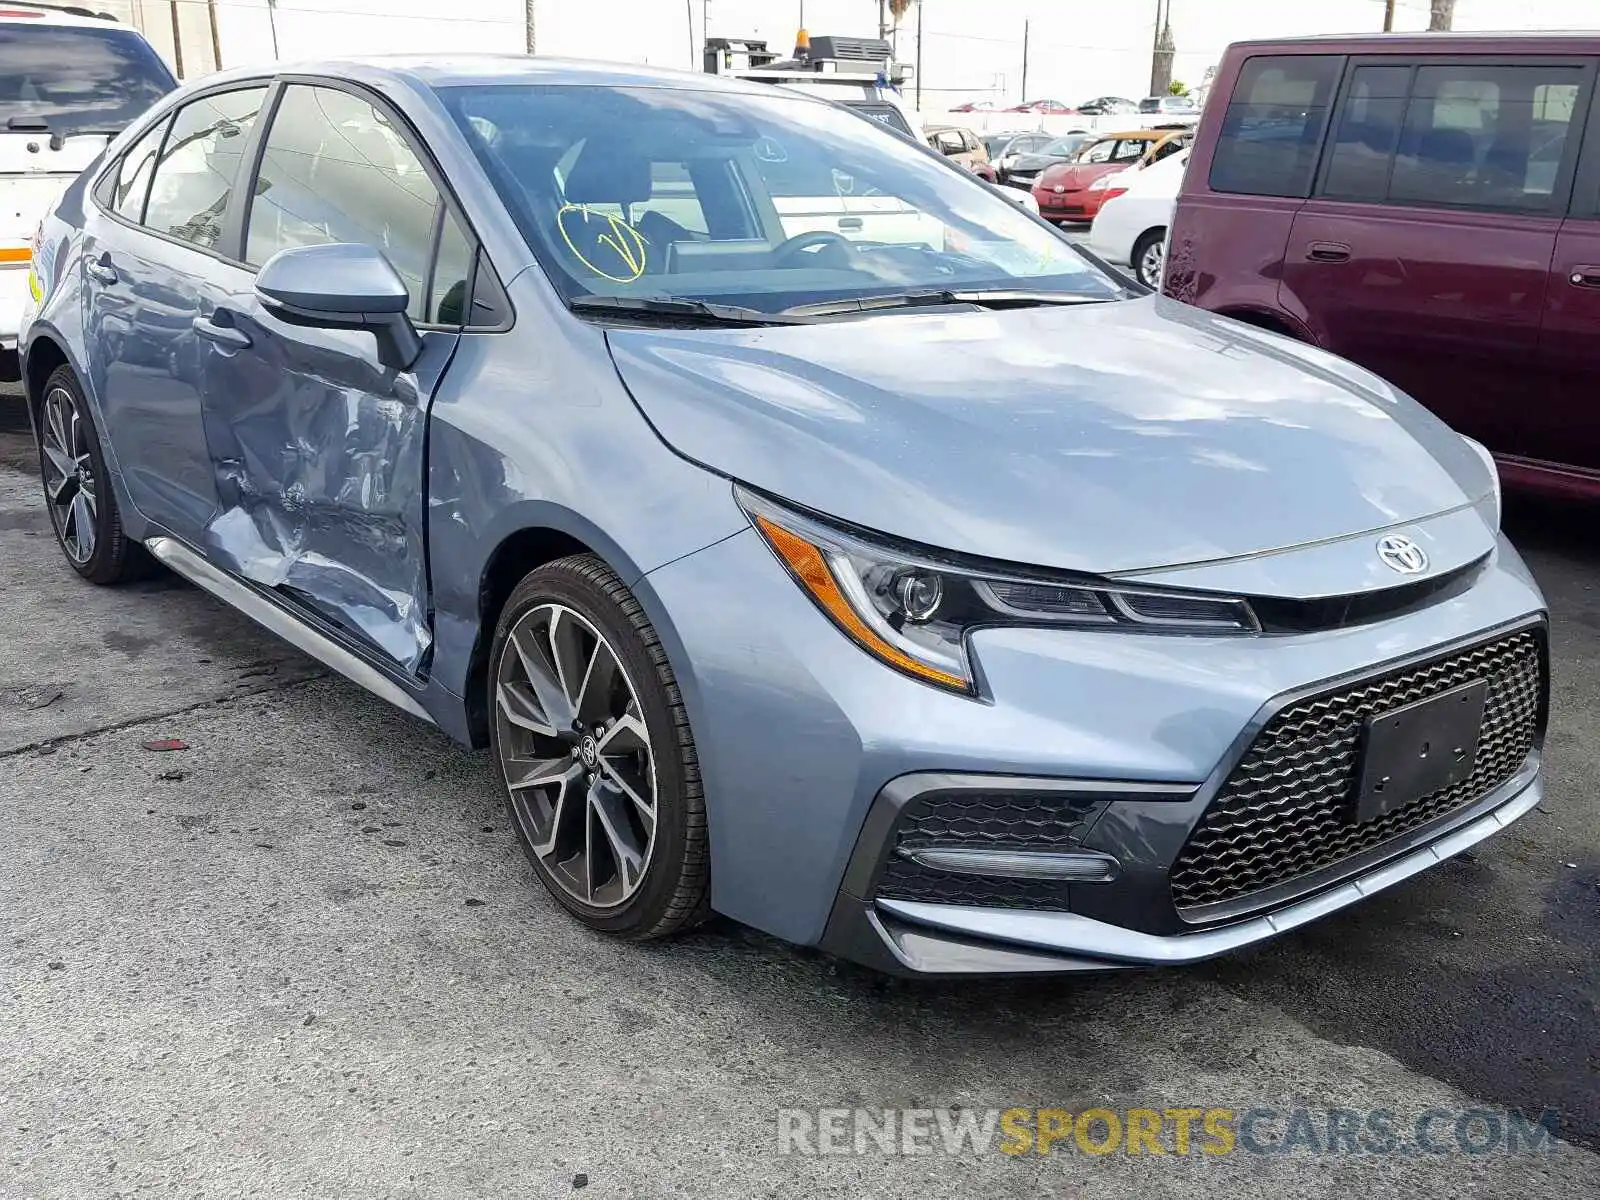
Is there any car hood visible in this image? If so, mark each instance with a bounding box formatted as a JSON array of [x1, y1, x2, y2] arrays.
[[1039, 161, 1122, 190], [603, 296, 1491, 576]]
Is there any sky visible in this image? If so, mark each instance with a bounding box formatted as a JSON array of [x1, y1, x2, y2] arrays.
[[197, 0, 1600, 110]]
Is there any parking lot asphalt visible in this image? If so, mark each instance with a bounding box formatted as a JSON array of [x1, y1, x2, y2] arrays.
[[1, 393, 1596, 1199]]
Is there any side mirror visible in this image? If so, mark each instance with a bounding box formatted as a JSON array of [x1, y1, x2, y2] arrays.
[[255, 242, 421, 370]]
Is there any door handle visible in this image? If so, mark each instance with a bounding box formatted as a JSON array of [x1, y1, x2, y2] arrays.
[[1306, 242, 1351, 263], [837, 216, 864, 231], [85, 254, 118, 284], [1568, 266, 1600, 289], [192, 314, 252, 350]]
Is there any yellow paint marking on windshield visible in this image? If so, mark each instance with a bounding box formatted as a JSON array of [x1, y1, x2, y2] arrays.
[[557, 203, 647, 284]]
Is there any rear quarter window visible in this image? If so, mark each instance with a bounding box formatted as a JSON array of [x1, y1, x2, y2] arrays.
[[1209, 55, 1342, 197]]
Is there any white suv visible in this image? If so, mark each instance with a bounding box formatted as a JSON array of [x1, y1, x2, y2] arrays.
[[1, 5, 173, 379]]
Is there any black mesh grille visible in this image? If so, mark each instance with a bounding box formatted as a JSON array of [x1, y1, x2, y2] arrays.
[[874, 790, 1105, 909], [1169, 628, 1544, 914]]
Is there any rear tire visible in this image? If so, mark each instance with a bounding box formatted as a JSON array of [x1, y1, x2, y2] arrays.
[[488, 554, 710, 940], [1132, 228, 1167, 290], [34, 365, 153, 585]]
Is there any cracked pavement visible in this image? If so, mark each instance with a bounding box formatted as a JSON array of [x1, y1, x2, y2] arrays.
[[1, 397, 1596, 1198]]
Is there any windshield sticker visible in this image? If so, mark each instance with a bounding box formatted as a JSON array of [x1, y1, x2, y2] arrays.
[[754, 136, 788, 164], [557, 204, 647, 283]]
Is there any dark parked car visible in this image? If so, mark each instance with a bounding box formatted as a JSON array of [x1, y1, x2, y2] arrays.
[[1166, 32, 1600, 501], [1078, 95, 1138, 115], [1001, 132, 1093, 187]]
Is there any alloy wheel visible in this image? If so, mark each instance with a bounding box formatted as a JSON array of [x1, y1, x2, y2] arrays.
[[39, 385, 98, 565], [1137, 238, 1166, 289], [494, 602, 658, 909]]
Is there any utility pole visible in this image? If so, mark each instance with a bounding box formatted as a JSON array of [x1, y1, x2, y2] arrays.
[[686, 0, 695, 65], [1383, 0, 1396, 31], [878, 0, 887, 40], [914, 0, 923, 110], [1429, 0, 1455, 30], [524, 0, 535, 54], [1020, 19, 1029, 103]]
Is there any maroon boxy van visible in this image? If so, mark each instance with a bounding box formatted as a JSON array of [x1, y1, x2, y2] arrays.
[[1166, 33, 1600, 501]]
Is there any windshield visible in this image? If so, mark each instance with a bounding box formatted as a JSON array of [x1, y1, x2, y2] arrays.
[[443, 83, 1118, 314], [1040, 135, 1088, 157], [0, 24, 175, 136]]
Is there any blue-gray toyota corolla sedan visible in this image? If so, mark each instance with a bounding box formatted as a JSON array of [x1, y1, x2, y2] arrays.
[[19, 57, 1547, 975]]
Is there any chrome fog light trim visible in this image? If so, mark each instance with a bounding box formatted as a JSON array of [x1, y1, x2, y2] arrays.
[[900, 847, 1120, 882]]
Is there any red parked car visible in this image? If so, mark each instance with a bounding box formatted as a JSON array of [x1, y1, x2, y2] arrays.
[[1006, 98, 1075, 114], [1032, 128, 1190, 223], [1166, 32, 1600, 500]]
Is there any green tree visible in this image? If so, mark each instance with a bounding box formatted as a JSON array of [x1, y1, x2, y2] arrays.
[[1168, 79, 1189, 95]]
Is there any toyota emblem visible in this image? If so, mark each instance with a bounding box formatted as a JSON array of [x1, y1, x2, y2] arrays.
[[1377, 534, 1428, 575]]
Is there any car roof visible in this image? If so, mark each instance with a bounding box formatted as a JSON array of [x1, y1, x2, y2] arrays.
[[1224, 30, 1600, 54], [1097, 128, 1170, 141], [0, 4, 127, 28], [213, 53, 815, 101]]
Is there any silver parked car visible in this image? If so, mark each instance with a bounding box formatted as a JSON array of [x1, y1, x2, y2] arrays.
[[20, 56, 1546, 975]]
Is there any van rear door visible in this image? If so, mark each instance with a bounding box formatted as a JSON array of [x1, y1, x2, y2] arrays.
[[1164, 54, 1342, 316]]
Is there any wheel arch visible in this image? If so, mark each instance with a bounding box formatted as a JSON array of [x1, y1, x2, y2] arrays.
[[22, 332, 70, 418], [1215, 306, 1314, 343]]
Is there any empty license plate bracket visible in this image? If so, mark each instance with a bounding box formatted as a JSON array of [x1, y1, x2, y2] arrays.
[[1353, 679, 1488, 824]]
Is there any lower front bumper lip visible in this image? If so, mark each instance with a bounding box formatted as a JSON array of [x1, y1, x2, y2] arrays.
[[875, 764, 1542, 970]]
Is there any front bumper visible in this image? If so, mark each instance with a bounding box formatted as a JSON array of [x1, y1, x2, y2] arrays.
[[821, 753, 1541, 975], [641, 521, 1547, 973]]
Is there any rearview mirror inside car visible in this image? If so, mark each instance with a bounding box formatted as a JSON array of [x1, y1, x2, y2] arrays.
[[255, 242, 421, 370]]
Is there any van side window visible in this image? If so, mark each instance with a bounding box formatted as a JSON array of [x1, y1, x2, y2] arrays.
[[1322, 66, 1410, 199], [1322, 63, 1584, 211], [1209, 55, 1341, 197]]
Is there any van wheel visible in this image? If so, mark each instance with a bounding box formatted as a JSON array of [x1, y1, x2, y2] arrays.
[[488, 554, 711, 940], [1132, 228, 1167, 289], [35, 365, 153, 585]]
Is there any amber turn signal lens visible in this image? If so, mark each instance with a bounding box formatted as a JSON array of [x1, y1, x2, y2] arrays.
[[753, 514, 968, 692]]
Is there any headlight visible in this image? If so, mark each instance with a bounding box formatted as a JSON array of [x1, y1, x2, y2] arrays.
[[1461, 435, 1501, 529], [1087, 172, 1121, 191], [739, 488, 1259, 695]]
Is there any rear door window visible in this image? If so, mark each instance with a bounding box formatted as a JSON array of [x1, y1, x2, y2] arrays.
[[141, 87, 268, 253], [1320, 61, 1586, 212], [0, 23, 174, 136], [1210, 55, 1342, 197], [1391, 65, 1584, 210]]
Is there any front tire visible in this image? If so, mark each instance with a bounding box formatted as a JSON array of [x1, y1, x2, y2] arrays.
[[35, 365, 152, 585], [487, 554, 710, 940]]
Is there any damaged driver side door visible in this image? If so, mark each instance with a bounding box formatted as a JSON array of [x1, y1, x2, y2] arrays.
[[194, 82, 474, 676]]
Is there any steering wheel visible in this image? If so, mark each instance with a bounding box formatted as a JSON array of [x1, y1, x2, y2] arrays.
[[771, 229, 857, 269]]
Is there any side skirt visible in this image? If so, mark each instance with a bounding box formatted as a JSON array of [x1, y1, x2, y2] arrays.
[[145, 535, 435, 725]]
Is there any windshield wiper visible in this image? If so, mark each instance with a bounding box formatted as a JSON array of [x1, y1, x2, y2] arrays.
[[781, 289, 1118, 318], [46, 128, 122, 150], [568, 295, 813, 327]]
